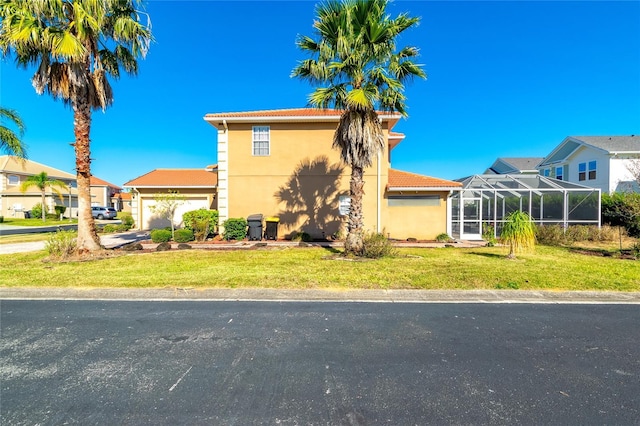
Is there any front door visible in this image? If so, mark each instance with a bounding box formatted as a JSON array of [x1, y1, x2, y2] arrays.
[[461, 198, 482, 240]]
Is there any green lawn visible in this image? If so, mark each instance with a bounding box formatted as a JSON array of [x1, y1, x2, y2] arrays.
[[0, 245, 638, 291], [1, 217, 77, 226]]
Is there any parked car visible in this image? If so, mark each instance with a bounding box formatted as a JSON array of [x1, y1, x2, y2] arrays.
[[91, 206, 117, 220]]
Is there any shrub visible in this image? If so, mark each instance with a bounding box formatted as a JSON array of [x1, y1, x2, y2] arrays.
[[183, 209, 219, 241], [602, 192, 640, 237], [102, 224, 118, 233], [565, 225, 590, 243], [362, 231, 397, 259], [535, 224, 567, 246], [150, 228, 172, 243], [116, 224, 128, 232], [119, 213, 135, 230], [45, 213, 58, 220], [0, 216, 3, 223], [31, 203, 43, 219], [435, 233, 453, 243], [174, 228, 195, 243], [223, 218, 247, 240], [291, 231, 312, 242], [45, 230, 77, 258], [54, 205, 66, 217], [482, 223, 497, 245]]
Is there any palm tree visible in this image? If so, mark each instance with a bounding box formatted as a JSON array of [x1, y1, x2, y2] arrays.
[[20, 172, 68, 222], [0, 106, 26, 157], [500, 210, 536, 259], [0, 0, 152, 252], [292, 0, 425, 255]]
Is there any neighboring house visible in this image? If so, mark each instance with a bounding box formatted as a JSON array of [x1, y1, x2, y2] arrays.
[[203, 108, 461, 240], [116, 191, 132, 214], [0, 155, 77, 218], [89, 176, 122, 209], [484, 157, 543, 174], [123, 168, 218, 230], [537, 136, 640, 193]]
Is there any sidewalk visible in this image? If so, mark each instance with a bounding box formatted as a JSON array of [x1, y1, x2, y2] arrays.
[[0, 230, 151, 254]]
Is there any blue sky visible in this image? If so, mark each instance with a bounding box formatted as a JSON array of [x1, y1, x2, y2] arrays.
[[1, 0, 639, 187]]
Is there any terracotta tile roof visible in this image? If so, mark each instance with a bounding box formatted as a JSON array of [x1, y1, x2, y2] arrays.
[[123, 169, 217, 188], [204, 108, 401, 121], [388, 169, 462, 189], [115, 192, 132, 201], [90, 176, 121, 190]]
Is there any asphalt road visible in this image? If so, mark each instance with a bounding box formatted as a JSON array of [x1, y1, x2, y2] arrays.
[[1, 301, 639, 425]]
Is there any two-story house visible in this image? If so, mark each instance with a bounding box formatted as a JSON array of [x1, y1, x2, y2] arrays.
[[0, 155, 77, 218], [89, 176, 122, 209], [537, 136, 640, 193], [203, 108, 461, 240]]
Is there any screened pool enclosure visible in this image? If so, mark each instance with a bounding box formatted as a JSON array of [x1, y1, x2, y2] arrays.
[[450, 175, 601, 240]]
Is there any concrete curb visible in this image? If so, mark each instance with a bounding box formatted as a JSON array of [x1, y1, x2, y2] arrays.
[[1, 288, 639, 304]]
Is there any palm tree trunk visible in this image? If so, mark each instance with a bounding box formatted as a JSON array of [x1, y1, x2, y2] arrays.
[[345, 165, 365, 255], [40, 188, 46, 222], [73, 100, 101, 253]]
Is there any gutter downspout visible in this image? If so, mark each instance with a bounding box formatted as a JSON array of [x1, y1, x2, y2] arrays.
[[377, 151, 381, 233]]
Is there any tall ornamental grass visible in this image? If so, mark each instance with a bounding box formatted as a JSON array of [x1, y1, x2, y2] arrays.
[[500, 211, 535, 259]]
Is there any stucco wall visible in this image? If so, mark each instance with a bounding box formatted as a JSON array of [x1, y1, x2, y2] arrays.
[[384, 192, 450, 240], [226, 121, 390, 239], [131, 188, 217, 230]]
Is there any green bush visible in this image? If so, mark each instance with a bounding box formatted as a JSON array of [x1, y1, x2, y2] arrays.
[[119, 213, 135, 230], [535, 224, 568, 246], [436, 233, 453, 243], [116, 224, 128, 232], [45, 230, 77, 258], [632, 242, 640, 260], [31, 203, 43, 219], [45, 213, 58, 220], [0, 216, 4, 223], [291, 231, 312, 242], [223, 218, 247, 240], [174, 228, 195, 243], [102, 224, 118, 233], [150, 228, 172, 243], [183, 209, 219, 241], [54, 205, 66, 217], [362, 231, 397, 259], [482, 223, 497, 245], [602, 192, 640, 237]]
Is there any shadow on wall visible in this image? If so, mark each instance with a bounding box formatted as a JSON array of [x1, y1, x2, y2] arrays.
[[275, 156, 348, 239], [148, 215, 171, 230]]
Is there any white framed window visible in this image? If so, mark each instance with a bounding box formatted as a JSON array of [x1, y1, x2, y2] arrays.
[[543, 168, 550, 177], [252, 126, 270, 156], [578, 163, 586, 181], [555, 166, 563, 181], [588, 160, 597, 180], [7, 175, 19, 185]]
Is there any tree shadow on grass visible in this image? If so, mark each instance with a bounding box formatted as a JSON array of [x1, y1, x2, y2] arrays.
[[466, 251, 505, 259]]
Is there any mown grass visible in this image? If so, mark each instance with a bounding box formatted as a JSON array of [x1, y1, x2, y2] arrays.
[[1, 217, 77, 226], [0, 245, 638, 291]]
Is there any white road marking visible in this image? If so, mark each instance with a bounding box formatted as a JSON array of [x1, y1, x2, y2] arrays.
[[169, 366, 192, 392]]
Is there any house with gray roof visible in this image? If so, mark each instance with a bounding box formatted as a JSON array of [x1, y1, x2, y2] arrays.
[[537, 136, 640, 193], [484, 157, 544, 174]]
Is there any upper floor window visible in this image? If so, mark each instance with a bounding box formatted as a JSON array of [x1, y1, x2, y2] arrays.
[[555, 166, 563, 181], [578, 163, 586, 181], [7, 175, 19, 185], [542, 168, 550, 177], [252, 126, 270, 156], [588, 161, 597, 180]]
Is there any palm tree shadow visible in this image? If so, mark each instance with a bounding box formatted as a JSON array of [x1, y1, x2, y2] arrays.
[[275, 156, 348, 240], [467, 251, 504, 259]]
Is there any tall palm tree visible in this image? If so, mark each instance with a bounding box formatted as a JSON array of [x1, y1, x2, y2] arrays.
[[0, 106, 26, 157], [292, 0, 425, 255], [20, 171, 68, 222], [0, 0, 152, 252]]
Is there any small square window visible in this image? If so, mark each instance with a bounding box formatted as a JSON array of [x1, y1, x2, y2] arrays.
[[588, 161, 596, 180], [252, 126, 270, 156], [8, 175, 19, 185], [555, 166, 563, 181]]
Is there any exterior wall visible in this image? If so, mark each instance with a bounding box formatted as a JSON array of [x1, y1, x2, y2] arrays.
[[610, 156, 640, 193], [1, 193, 77, 218], [225, 121, 391, 239], [130, 188, 217, 230], [565, 146, 611, 193], [384, 192, 450, 240]]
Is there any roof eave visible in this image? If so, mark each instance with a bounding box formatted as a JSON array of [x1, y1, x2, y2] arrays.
[[388, 186, 462, 192]]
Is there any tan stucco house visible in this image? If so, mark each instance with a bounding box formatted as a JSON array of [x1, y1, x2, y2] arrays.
[[89, 176, 122, 209], [0, 155, 77, 218], [203, 108, 461, 240], [123, 167, 218, 230]]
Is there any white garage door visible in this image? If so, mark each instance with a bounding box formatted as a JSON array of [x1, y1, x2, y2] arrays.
[[141, 197, 210, 230]]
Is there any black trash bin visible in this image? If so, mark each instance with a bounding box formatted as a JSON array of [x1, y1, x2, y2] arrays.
[[247, 214, 263, 241], [265, 216, 279, 240], [23, 211, 31, 219]]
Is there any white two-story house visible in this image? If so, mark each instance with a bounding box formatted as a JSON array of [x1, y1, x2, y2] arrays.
[[537, 136, 640, 194]]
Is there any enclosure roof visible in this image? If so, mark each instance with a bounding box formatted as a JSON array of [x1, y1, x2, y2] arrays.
[[459, 174, 599, 191]]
